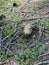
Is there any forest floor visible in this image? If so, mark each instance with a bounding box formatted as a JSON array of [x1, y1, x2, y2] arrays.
[[0, 0, 49, 65]]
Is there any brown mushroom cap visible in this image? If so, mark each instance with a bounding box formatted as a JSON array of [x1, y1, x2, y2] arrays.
[[24, 24, 32, 35]]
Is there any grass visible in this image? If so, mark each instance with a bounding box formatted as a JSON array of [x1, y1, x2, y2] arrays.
[[1, 18, 47, 65], [1, 19, 13, 38], [38, 19, 49, 30], [0, 48, 13, 61], [0, 0, 49, 65], [16, 42, 46, 65], [0, 0, 22, 23]]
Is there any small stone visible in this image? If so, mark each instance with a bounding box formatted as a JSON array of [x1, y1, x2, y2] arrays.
[[45, 42, 49, 45], [0, 61, 3, 65], [33, 35, 36, 38], [14, 62, 19, 65], [6, 59, 9, 63]]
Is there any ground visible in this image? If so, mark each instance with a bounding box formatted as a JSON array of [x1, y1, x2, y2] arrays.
[[0, 0, 49, 65]]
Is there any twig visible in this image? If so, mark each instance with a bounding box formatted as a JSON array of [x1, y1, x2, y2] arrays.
[[43, 37, 49, 41], [22, 15, 49, 21], [2, 45, 16, 57], [1, 36, 8, 41], [38, 52, 49, 58], [44, 30, 49, 34], [1, 14, 49, 22], [34, 60, 49, 65]]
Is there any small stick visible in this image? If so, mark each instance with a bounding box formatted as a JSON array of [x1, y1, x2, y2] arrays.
[[1, 36, 8, 41], [22, 15, 49, 21], [38, 52, 49, 58], [43, 37, 49, 41], [34, 60, 49, 65]]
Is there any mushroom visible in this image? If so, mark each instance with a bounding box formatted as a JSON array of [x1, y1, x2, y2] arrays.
[[24, 23, 33, 35]]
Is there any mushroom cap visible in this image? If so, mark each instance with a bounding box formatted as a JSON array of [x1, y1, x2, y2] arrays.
[[24, 24, 32, 35]]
